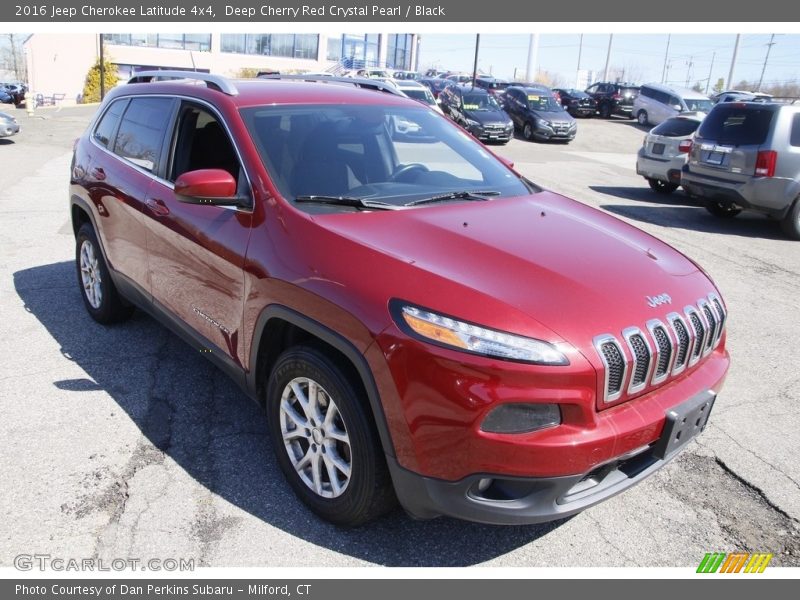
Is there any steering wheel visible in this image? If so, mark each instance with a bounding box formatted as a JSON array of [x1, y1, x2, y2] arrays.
[[390, 163, 430, 182]]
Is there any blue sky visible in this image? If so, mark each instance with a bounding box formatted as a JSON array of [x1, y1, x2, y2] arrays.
[[417, 34, 800, 90]]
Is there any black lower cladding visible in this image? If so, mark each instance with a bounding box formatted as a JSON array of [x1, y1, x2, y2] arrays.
[[388, 389, 717, 525]]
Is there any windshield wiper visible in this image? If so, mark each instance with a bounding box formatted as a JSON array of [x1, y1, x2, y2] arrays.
[[405, 190, 501, 207], [295, 195, 400, 211]]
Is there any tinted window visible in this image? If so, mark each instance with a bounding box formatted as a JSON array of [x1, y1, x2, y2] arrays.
[[651, 118, 701, 137], [113, 97, 173, 172], [698, 105, 775, 146], [791, 114, 800, 147], [641, 87, 655, 99], [93, 99, 126, 148]]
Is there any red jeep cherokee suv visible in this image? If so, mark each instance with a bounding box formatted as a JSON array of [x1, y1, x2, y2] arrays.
[[70, 72, 729, 526]]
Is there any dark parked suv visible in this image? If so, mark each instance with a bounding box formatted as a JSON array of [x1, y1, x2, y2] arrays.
[[585, 82, 639, 119], [438, 84, 514, 143], [70, 72, 729, 526], [681, 101, 800, 239], [503, 85, 577, 142]]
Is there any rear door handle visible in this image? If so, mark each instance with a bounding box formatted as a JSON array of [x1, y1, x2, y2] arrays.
[[145, 198, 170, 217]]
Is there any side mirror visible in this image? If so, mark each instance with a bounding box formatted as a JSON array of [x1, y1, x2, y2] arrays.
[[673, 104, 683, 111], [174, 169, 243, 206]]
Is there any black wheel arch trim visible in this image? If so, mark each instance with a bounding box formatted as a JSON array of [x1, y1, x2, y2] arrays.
[[247, 304, 397, 459]]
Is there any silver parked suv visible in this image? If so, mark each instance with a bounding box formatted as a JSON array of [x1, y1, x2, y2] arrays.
[[681, 101, 800, 239]]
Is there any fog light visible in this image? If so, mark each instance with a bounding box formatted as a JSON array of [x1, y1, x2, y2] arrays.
[[480, 403, 561, 434]]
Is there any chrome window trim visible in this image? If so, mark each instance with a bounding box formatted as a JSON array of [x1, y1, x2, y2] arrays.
[[622, 326, 654, 395], [593, 334, 628, 404], [646, 319, 674, 386], [88, 93, 254, 214]]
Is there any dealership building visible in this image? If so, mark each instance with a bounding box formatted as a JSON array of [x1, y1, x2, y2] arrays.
[[23, 33, 420, 103]]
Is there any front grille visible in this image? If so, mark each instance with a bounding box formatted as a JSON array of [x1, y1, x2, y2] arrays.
[[483, 124, 505, 132], [594, 294, 726, 405], [651, 325, 672, 379], [552, 121, 570, 134], [599, 340, 625, 398], [688, 310, 706, 361], [670, 316, 691, 371]]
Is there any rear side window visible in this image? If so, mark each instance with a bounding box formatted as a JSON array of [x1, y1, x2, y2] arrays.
[[113, 97, 173, 172], [698, 105, 775, 146], [651, 118, 701, 137], [791, 113, 800, 147], [93, 99, 126, 148]]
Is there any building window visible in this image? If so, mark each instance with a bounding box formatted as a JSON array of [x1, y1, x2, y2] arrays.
[[103, 33, 211, 52], [219, 34, 319, 59], [386, 34, 413, 70]]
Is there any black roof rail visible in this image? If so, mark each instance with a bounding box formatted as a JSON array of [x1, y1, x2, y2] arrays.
[[127, 70, 238, 96], [257, 74, 404, 97]]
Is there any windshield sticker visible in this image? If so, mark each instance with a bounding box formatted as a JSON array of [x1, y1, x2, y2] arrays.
[[527, 95, 540, 101], [463, 103, 480, 110]]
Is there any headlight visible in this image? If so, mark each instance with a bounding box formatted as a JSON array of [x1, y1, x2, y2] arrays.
[[505, 121, 514, 130], [393, 303, 569, 365], [465, 118, 481, 129], [538, 119, 551, 127]]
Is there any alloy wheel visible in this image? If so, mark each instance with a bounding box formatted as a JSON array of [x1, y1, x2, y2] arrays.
[[79, 239, 103, 309]]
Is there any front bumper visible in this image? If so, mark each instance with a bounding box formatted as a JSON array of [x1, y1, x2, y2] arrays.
[[468, 124, 513, 142], [534, 122, 577, 140], [390, 389, 718, 525]]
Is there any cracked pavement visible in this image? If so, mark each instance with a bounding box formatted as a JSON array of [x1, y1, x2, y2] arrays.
[[0, 105, 797, 568]]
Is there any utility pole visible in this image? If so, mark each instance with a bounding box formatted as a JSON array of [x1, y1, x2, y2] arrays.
[[705, 52, 716, 94], [602, 34, 613, 81], [471, 34, 480, 87], [685, 56, 693, 88], [727, 33, 741, 90], [525, 33, 539, 83], [577, 33, 583, 80], [757, 34, 776, 92], [661, 34, 671, 84]]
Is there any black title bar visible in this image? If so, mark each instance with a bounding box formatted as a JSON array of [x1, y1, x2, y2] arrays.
[[4, 0, 796, 22]]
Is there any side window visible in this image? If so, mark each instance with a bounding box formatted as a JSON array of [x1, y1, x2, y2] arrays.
[[669, 95, 682, 108], [790, 113, 800, 147], [93, 99, 126, 148], [170, 104, 241, 182], [640, 87, 653, 99], [113, 97, 173, 173]]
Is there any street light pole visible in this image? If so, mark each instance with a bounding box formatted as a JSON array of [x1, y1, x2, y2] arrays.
[[99, 34, 105, 101], [472, 34, 480, 87]]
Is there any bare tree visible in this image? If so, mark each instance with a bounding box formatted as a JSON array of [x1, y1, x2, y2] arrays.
[[2, 34, 27, 81]]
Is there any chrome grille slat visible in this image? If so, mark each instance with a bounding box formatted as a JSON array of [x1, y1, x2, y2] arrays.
[[698, 298, 717, 356], [593, 334, 627, 403], [647, 319, 673, 385], [667, 312, 691, 375], [685, 306, 706, 366], [623, 327, 652, 395], [709, 293, 727, 347]]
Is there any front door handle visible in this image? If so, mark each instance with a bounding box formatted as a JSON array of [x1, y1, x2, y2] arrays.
[[91, 167, 106, 181], [145, 198, 170, 217]]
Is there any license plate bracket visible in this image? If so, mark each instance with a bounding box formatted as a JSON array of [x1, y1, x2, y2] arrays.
[[652, 391, 716, 460]]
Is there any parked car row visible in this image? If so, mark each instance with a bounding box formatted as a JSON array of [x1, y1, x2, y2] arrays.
[[1, 82, 27, 105]]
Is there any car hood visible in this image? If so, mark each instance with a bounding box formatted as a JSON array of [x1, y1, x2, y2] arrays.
[[463, 108, 510, 124], [534, 109, 575, 121], [314, 191, 712, 350]]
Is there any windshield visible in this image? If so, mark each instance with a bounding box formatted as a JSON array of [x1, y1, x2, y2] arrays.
[[684, 98, 713, 113], [403, 88, 436, 106], [462, 93, 501, 111], [526, 93, 561, 112], [240, 104, 532, 211]]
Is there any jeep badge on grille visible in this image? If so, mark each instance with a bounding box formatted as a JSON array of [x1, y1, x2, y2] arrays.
[[647, 293, 672, 307]]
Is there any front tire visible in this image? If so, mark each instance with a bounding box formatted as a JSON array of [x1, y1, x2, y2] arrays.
[[523, 122, 534, 141], [265, 346, 395, 527], [647, 178, 678, 194], [75, 222, 133, 324], [599, 103, 611, 119], [637, 111, 649, 126], [705, 201, 742, 218]]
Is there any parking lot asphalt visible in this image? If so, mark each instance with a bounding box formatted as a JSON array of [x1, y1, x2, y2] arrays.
[[1, 104, 798, 568]]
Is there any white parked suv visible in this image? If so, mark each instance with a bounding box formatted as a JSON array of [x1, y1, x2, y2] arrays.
[[634, 83, 713, 127]]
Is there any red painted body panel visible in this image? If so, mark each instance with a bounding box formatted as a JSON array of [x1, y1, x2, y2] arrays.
[[71, 78, 730, 494]]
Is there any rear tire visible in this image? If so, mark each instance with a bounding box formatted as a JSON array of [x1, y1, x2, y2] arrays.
[[265, 346, 396, 527], [75, 222, 134, 324], [647, 178, 678, 194], [704, 201, 742, 218], [780, 199, 800, 240]]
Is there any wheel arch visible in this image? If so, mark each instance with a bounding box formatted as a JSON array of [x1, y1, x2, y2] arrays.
[[247, 305, 396, 459]]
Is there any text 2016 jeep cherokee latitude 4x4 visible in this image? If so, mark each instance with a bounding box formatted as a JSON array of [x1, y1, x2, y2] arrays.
[[70, 72, 729, 526]]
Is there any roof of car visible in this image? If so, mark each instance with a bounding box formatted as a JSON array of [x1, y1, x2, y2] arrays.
[[641, 82, 709, 99], [395, 80, 426, 89], [114, 77, 417, 109]]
